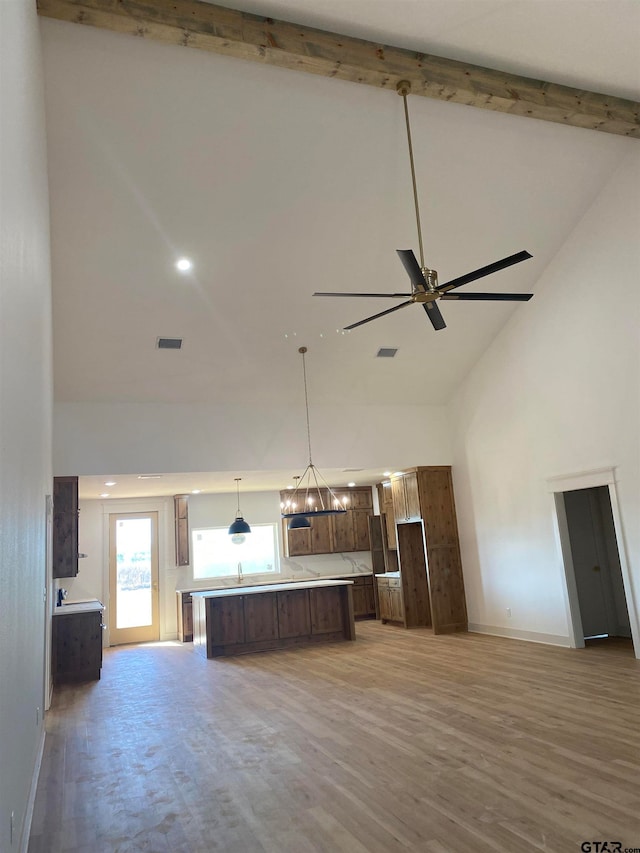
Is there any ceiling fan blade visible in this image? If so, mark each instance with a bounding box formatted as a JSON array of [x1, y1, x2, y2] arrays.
[[344, 300, 413, 330], [440, 292, 533, 301], [423, 301, 446, 331], [314, 292, 412, 298], [437, 250, 532, 293], [397, 249, 428, 289]]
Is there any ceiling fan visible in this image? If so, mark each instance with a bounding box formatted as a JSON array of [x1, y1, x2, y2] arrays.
[[314, 81, 533, 332]]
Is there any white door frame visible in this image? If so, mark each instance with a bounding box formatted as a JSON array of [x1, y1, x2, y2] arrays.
[[102, 498, 169, 646], [548, 467, 639, 658]]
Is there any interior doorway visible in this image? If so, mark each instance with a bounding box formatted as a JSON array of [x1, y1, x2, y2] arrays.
[[552, 471, 638, 657], [563, 486, 630, 640], [108, 512, 159, 645]]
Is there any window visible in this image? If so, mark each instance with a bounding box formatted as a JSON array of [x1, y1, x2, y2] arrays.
[[192, 524, 279, 580]]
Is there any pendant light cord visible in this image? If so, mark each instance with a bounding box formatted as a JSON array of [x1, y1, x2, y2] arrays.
[[235, 478, 241, 516], [300, 347, 313, 465], [401, 89, 425, 270]]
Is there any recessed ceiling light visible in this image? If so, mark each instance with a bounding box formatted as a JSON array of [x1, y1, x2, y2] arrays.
[[383, 471, 392, 477], [347, 482, 356, 487], [138, 474, 162, 479], [176, 258, 192, 272], [105, 481, 116, 487], [100, 493, 110, 498], [191, 489, 201, 494]]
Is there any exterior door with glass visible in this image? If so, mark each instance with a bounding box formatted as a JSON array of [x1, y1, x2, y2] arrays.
[[109, 512, 159, 645]]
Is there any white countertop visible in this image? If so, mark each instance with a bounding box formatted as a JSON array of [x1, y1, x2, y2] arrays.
[[177, 573, 371, 595], [191, 579, 353, 599], [53, 599, 104, 615]]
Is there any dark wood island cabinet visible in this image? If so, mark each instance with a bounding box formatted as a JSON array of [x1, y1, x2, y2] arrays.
[[192, 580, 355, 658]]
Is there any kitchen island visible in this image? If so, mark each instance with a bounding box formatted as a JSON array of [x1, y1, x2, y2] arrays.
[[191, 579, 355, 658]]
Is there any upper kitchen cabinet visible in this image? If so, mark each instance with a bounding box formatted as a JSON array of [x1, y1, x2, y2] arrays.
[[390, 471, 421, 523], [53, 476, 80, 578], [280, 486, 373, 557]]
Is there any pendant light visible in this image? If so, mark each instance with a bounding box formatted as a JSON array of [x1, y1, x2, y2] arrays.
[[228, 478, 251, 542], [281, 347, 347, 530]]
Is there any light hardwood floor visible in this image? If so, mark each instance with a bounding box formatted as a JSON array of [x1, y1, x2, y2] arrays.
[[30, 624, 640, 852]]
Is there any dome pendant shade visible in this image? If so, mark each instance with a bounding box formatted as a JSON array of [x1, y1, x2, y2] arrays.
[[229, 478, 251, 540], [228, 516, 251, 535], [287, 515, 311, 530]]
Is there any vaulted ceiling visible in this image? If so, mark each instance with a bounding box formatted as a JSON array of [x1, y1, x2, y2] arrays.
[[39, 0, 640, 496]]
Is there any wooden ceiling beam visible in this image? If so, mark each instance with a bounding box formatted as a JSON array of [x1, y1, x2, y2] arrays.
[[37, 0, 640, 139]]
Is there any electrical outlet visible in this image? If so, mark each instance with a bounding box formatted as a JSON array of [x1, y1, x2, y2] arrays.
[[506, 608, 512, 617]]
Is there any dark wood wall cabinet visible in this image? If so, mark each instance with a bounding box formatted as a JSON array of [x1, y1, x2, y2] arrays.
[[174, 494, 190, 566], [52, 603, 104, 683], [280, 486, 373, 557], [53, 475, 80, 578], [376, 466, 467, 634]]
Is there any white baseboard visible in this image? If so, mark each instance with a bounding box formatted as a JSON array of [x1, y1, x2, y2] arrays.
[[21, 727, 45, 853], [468, 623, 570, 647]]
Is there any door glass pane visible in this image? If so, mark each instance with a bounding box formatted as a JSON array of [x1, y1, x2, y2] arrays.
[[116, 518, 152, 629]]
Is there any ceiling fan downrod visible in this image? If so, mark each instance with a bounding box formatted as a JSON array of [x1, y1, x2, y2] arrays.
[[397, 79, 432, 284]]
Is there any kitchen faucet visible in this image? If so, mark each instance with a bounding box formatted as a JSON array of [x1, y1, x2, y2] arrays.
[[237, 562, 243, 584]]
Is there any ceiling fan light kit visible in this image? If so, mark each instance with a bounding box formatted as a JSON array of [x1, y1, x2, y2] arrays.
[[281, 347, 347, 530], [313, 80, 533, 331]]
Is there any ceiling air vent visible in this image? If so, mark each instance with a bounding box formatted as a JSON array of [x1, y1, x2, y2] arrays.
[[376, 347, 398, 358], [157, 337, 182, 350]]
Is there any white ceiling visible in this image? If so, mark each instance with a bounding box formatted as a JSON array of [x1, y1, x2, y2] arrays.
[[40, 0, 640, 499]]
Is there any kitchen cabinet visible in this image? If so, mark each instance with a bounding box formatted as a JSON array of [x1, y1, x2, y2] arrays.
[[391, 471, 421, 523], [280, 486, 373, 557], [174, 495, 190, 566], [192, 580, 355, 658], [376, 575, 404, 625], [379, 482, 397, 550], [53, 476, 80, 578], [177, 591, 194, 642], [52, 602, 104, 683], [377, 466, 467, 634]]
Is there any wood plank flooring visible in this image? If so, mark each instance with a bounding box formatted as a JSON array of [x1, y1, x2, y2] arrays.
[[29, 624, 640, 852]]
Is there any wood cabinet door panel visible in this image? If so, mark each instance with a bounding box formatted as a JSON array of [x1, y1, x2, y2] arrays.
[[377, 584, 391, 621], [404, 472, 421, 521], [389, 587, 404, 623], [332, 511, 355, 552], [310, 586, 344, 634], [427, 546, 468, 633], [419, 469, 458, 545], [311, 514, 332, 553], [277, 589, 311, 638], [244, 594, 278, 642], [287, 525, 311, 556], [53, 476, 79, 578], [391, 477, 408, 523], [353, 511, 371, 550], [210, 598, 245, 645]]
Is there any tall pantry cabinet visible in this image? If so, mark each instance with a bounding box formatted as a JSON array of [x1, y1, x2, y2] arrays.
[[383, 466, 467, 634]]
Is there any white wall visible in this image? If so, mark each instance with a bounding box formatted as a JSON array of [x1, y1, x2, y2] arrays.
[[53, 401, 451, 476], [449, 151, 640, 647], [67, 490, 373, 643], [0, 0, 53, 848]]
